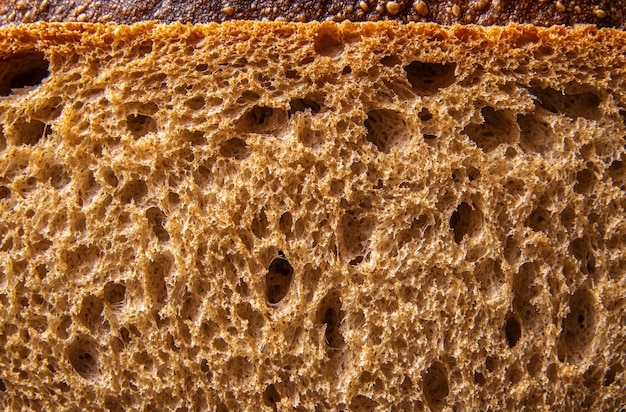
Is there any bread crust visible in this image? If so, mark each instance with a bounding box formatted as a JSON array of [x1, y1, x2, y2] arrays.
[[0, 0, 624, 28]]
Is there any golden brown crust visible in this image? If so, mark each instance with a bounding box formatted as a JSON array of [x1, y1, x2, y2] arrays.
[[0, 21, 625, 411], [0, 0, 624, 28]]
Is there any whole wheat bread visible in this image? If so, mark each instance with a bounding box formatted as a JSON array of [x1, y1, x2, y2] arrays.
[[0, 22, 625, 411]]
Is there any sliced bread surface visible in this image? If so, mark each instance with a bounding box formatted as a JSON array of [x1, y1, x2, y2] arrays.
[[0, 22, 625, 411]]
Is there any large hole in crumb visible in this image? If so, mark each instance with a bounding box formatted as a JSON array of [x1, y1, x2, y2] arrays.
[[505, 315, 522, 348], [146, 206, 170, 242], [316, 291, 345, 349], [531, 87, 601, 119], [265, 252, 294, 305], [118, 179, 148, 204], [463, 107, 518, 153], [423, 361, 449, 411], [604, 363, 624, 386], [102, 168, 118, 188], [404, 61, 456, 95], [364, 109, 409, 153], [186, 96, 205, 111], [473, 371, 486, 386], [103, 282, 126, 309], [525, 206, 551, 233], [220, 138, 250, 160], [0, 186, 10, 200], [12, 119, 48, 146], [0, 51, 50, 96], [450, 201, 483, 243], [314, 23, 344, 57], [263, 384, 281, 407], [517, 113, 554, 153], [486, 355, 499, 372], [574, 167, 597, 195], [557, 288, 596, 363], [67, 335, 99, 380], [418, 107, 433, 121], [607, 159, 625, 188], [380, 55, 401, 67], [237, 106, 288, 134], [126, 114, 156, 139], [279, 211, 293, 237], [289, 98, 322, 116]]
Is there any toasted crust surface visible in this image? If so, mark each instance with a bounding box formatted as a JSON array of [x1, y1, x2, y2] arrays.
[[0, 21, 625, 411], [0, 0, 624, 28]]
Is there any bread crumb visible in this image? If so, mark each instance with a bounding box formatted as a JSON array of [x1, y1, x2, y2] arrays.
[[0, 20, 624, 412], [452, 4, 461, 17], [414, 1, 429, 16], [359, 1, 369, 12], [386, 1, 402, 14]]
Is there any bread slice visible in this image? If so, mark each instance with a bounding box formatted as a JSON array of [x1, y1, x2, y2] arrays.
[[0, 22, 624, 411]]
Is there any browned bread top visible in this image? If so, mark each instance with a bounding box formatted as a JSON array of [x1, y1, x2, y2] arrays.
[[0, 0, 624, 28]]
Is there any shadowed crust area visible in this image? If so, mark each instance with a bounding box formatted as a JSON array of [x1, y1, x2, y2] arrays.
[[0, 0, 624, 28], [0, 21, 625, 411]]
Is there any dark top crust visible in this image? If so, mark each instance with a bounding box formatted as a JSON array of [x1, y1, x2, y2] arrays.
[[0, 0, 623, 28]]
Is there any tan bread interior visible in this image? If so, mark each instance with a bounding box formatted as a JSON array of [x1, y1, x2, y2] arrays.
[[0, 22, 624, 411]]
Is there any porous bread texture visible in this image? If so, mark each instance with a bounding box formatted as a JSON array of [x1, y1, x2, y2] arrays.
[[0, 21, 624, 411]]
